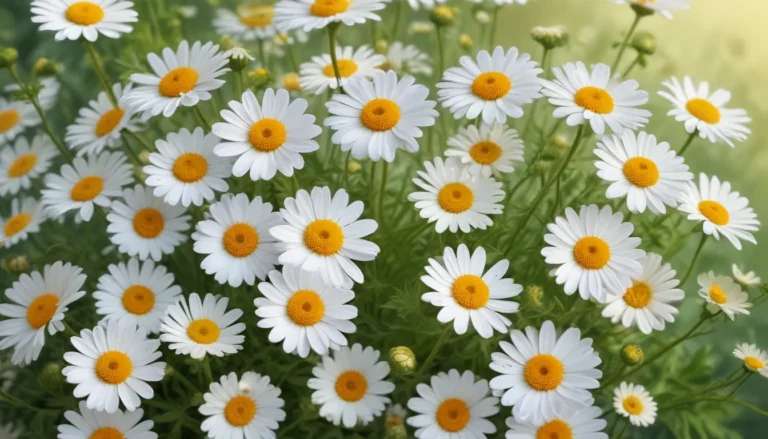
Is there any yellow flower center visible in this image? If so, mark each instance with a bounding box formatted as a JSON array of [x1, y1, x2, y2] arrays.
[[574, 86, 615, 114], [286, 289, 326, 326], [224, 395, 257, 427], [471, 72, 512, 101], [172, 152, 208, 183], [187, 318, 221, 344], [623, 281, 652, 309], [360, 98, 401, 132], [65, 1, 104, 25], [745, 356, 766, 371], [8, 153, 37, 178], [95, 351, 133, 385], [3, 213, 31, 237], [95, 108, 125, 137], [310, 0, 350, 17], [573, 236, 611, 270], [283, 73, 302, 91], [469, 141, 502, 165], [25, 294, 59, 329], [385, 416, 403, 427], [222, 223, 259, 258], [524, 354, 564, 391], [698, 200, 729, 226], [249, 118, 287, 152], [70, 175, 104, 202], [158, 67, 200, 98], [536, 419, 573, 439], [623, 157, 659, 188], [686, 98, 721, 124], [708, 285, 728, 304], [237, 4, 274, 28], [323, 59, 359, 78], [622, 395, 644, 415], [132, 208, 165, 239], [88, 427, 124, 439], [438, 183, 474, 214], [452, 275, 490, 310], [335, 370, 368, 402], [303, 219, 344, 256], [436, 398, 470, 432], [121, 285, 156, 316], [0, 109, 20, 133]]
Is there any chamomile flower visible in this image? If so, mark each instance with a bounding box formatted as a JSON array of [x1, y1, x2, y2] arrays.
[[437, 46, 542, 124], [307, 343, 395, 428], [213, 4, 277, 42], [613, 0, 689, 19], [274, 0, 389, 32], [325, 70, 438, 162], [0, 135, 57, 196], [212, 89, 321, 180], [445, 123, 524, 177], [697, 271, 751, 320], [658, 76, 751, 147], [541, 204, 645, 303], [407, 0, 446, 9], [541, 62, 651, 135], [383, 42, 432, 76], [159, 293, 245, 360], [300, 45, 385, 95], [385, 404, 407, 430], [0, 98, 41, 146], [613, 382, 657, 427], [199, 371, 286, 439], [41, 151, 133, 222], [122, 40, 230, 120], [1, 197, 46, 248], [270, 186, 380, 287], [30, 0, 139, 41], [0, 261, 86, 366], [678, 174, 759, 250], [733, 343, 768, 377], [732, 264, 761, 288], [58, 401, 158, 439], [106, 185, 191, 261], [62, 318, 166, 413], [143, 127, 232, 207], [94, 258, 183, 334], [254, 264, 357, 358], [594, 130, 693, 214], [504, 405, 608, 439], [489, 320, 603, 425], [4, 77, 60, 111]]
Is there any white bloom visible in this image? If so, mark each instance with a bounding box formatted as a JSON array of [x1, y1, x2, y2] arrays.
[[731, 264, 761, 288], [0, 98, 41, 146], [697, 271, 751, 320], [58, 401, 158, 439], [274, 0, 389, 32], [407, 0, 446, 9], [612, 0, 689, 19], [733, 343, 768, 377], [504, 405, 608, 439], [1, 197, 46, 248], [613, 382, 657, 427], [384, 42, 432, 76], [445, 123, 524, 177], [4, 77, 60, 111], [31, 0, 138, 41], [213, 4, 277, 41], [300, 45, 385, 95]]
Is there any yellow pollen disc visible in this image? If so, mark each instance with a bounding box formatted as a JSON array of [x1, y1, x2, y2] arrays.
[[360, 98, 401, 132], [623, 157, 659, 188], [158, 67, 200, 98], [698, 200, 729, 226], [745, 356, 766, 370], [452, 275, 490, 310], [438, 183, 474, 214], [622, 395, 644, 415], [187, 318, 221, 344], [0, 109, 20, 133], [88, 427, 125, 439], [335, 370, 368, 402], [172, 152, 208, 183], [573, 236, 611, 270], [95, 351, 133, 385], [385, 416, 403, 428], [310, 0, 350, 17], [574, 86, 615, 114], [224, 395, 257, 427], [536, 419, 573, 439], [132, 208, 165, 239], [283, 73, 302, 91], [623, 281, 652, 309], [435, 398, 470, 433], [469, 141, 502, 165], [65, 1, 104, 25], [70, 175, 104, 202], [686, 98, 721, 124], [249, 118, 287, 152], [524, 354, 565, 391], [121, 285, 156, 315], [708, 285, 728, 304], [323, 59, 359, 78], [237, 4, 274, 28], [3, 213, 31, 237], [25, 294, 59, 329], [222, 223, 259, 258], [303, 219, 344, 256], [472, 72, 512, 101], [95, 108, 125, 137], [286, 290, 326, 326], [8, 153, 37, 178]]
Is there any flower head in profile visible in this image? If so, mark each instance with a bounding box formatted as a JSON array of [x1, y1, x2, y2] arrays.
[[613, 382, 657, 427], [31, 0, 139, 41], [383, 42, 432, 76], [66, 83, 139, 157], [213, 3, 277, 41], [0, 98, 41, 146], [1, 197, 47, 249], [733, 343, 768, 377], [274, 0, 389, 32], [731, 264, 761, 288], [445, 123, 525, 177], [612, 0, 689, 19], [300, 45, 385, 95], [697, 271, 751, 320], [58, 401, 158, 439], [504, 405, 608, 439]]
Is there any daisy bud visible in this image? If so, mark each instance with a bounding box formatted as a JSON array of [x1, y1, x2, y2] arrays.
[[190, 392, 205, 406], [248, 67, 272, 87], [385, 425, 407, 439], [631, 31, 657, 56], [0, 47, 18, 69], [630, 3, 657, 17], [375, 39, 389, 54], [474, 10, 491, 25], [347, 160, 362, 174], [531, 26, 569, 50], [218, 36, 238, 51], [164, 366, 175, 377], [388, 346, 417, 375], [138, 149, 151, 165], [621, 345, 644, 366], [0, 255, 29, 273], [552, 133, 569, 150], [32, 58, 59, 77], [525, 285, 544, 307], [38, 362, 62, 390], [430, 6, 456, 27], [535, 159, 553, 173], [176, 6, 198, 19], [458, 34, 474, 50], [226, 48, 254, 72], [282, 73, 302, 91], [410, 21, 435, 35]]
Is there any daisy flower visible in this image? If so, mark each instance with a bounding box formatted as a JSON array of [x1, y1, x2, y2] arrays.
[[41, 151, 133, 222], [733, 343, 768, 377], [658, 76, 751, 147], [270, 186, 380, 287], [65, 83, 139, 157], [192, 193, 283, 287], [504, 405, 608, 439], [489, 320, 603, 424], [94, 258, 183, 334], [697, 271, 751, 320], [541, 62, 651, 135], [445, 123, 524, 177], [122, 40, 230, 120], [325, 70, 438, 162], [541, 204, 645, 303], [255, 264, 357, 358], [407, 0, 446, 9], [58, 401, 158, 439], [732, 264, 761, 288], [62, 318, 165, 413], [385, 403, 407, 430], [408, 157, 505, 233], [0, 135, 57, 196], [299, 45, 385, 95], [0, 98, 41, 146], [107, 184, 191, 261], [274, 0, 389, 32], [211, 89, 321, 180], [0, 261, 86, 366], [382, 42, 432, 76], [1, 197, 46, 249], [159, 293, 245, 360], [213, 4, 277, 41], [30, 0, 138, 41], [437, 46, 542, 124], [601, 253, 683, 334], [144, 127, 232, 207], [307, 343, 395, 428], [678, 173, 759, 250], [199, 371, 286, 439], [613, 382, 657, 427], [612, 0, 689, 19], [4, 77, 60, 111]]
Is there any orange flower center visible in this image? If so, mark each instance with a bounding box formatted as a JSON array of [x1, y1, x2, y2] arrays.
[[745, 356, 766, 371], [238, 4, 274, 28], [286, 290, 325, 326], [65, 1, 105, 25], [172, 152, 208, 183], [698, 200, 729, 226], [524, 354, 564, 391], [471, 72, 512, 101], [0, 109, 20, 133], [222, 223, 259, 257], [335, 370, 368, 402], [25, 294, 59, 329], [158, 67, 200, 97], [708, 285, 728, 304], [310, 0, 350, 17], [436, 398, 470, 432], [187, 318, 221, 344], [574, 86, 615, 114], [303, 219, 344, 256], [623, 157, 659, 188], [249, 118, 287, 152], [121, 285, 156, 315], [469, 141, 502, 165], [88, 427, 124, 439], [132, 208, 165, 239], [95, 108, 125, 137], [70, 175, 104, 202], [225, 395, 257, 427], [323, 59, 358, 78], [438, 183, 474, 214], [623, 281, 652, 308], [573, 236, 611, 270], [8, 153, 37, 178], [3, 213, 31, 237], [622, 395, 644, 415], [686, 98, 721, 124], [536, 419, 573, 439], [360, 98, 401, 132], [95, 351, 133, 385], [452, 275, 490, 309]]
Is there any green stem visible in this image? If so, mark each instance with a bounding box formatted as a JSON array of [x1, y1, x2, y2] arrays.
[[390, 0, 403, 41], [377, 161, 389, 227], [600, 364, 627, 390], [341, 150, 352, 187], [677, 131, 697, 156], [83, 40, 118, 107], [327, 23, 344, 93], [257, 40, 267, 67], [0, 388, 54, 412], [417, 326, 451, 376], [201, 357, 214, 384], [724, 373, 751, 399], [284, 42, 299, 73], [120, 133, 144, 167], [193, 106, 212, 131], [61, 321, 79, 338], [610, 12, 642, 73], [680, 233, 709, 286], [615, 420, 630, 439], [124, 129, 154, 151], [522, 48, 551, 138], [489, 6, 500, 47], [622, 53, 642, 77], [436, 27, 446, 76], [145, 0, 165, 45]]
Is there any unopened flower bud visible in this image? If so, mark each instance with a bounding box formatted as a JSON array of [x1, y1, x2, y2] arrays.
[[551, 133, 569, 150], [535, 160, 553, 173], [226, 48, 254, 72], [32, 58, 60, 77], [630, 3, 657, 17], [282, 73, 302, 91], [621, 345, 644, 366], [138, 150, 152, 165], [248, 68, 271, 87], [631, 31, 657, 55], [525, 285, 544, 307], [531, 26, 569, 50], [1, 255, 29, 273], [164, 366, 175, 377], [0, 47, 18, 69], [474, 10, 490, 25], [388, 346, 416, 375], [190, 392, 205, 406], [38, 362, 62, 390], [458, 34, 474, 50], [375, 39, 389, 54], [347, 160, 362, 173], [384, 403, 407, 437], [385, 425, 407, 439], [430, 6, 456, 27], [219, 36, 238, 51], [410, 21, 435, 35]]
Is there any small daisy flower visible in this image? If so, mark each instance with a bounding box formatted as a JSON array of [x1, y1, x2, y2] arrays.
[[144, 127, 232, 207], [0, 135, 57, 196], [407, 0, 445, 9], [1, 197, 46, 248], [213, 4, 277, 41], [437, 46, 542, 124], [541, 204, 645, 303], [659, 76, 751, 147], [107, 184, 191, 261], [0, 261, 86, 366], [200, 371, 286, 439], [62, 318, 166, 413], [325, 70, 438, 162], [612, 0, 689, 19], [0, 98, 41, 146], [159, 293, 245, 360], [308, 343, 395, 428], [58, 401, 158, 439], [94, 258, 183, 334], [274, 0, 389, 32], [4, 77, 60, 111], [382, 42, 432, 77], [255, 264, 357, 358], [678, 173, 759, 250], [30, 0, 138, 41], [122, 40, 230, 120], [300, 45, 385, 95], [541, 62, 651, 135], [270, 186, 380, 287], [613, 382, 657, 427], [504, 405, 608, 439], [408, 157, 505, 233], [733, 343, 768, 377], [192, 193, 283, 287], [732, 264, 761, 288], [385, 403, 407, 430], [489, 320, 603, 425], [697, 271, 751, 320], [445, 123, 524, 177], [65, 83, 139, 157], [212, 89, 321, 181]]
